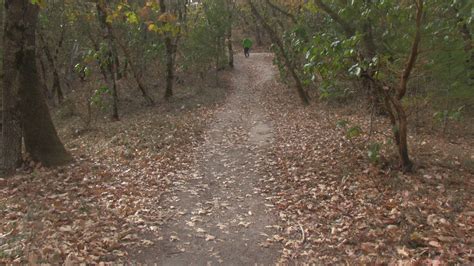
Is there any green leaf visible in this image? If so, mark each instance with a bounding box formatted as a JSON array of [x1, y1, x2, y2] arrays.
[[30, 0, 46, 7], [347, 126, 362, 138], [126, 12, 139, 25]]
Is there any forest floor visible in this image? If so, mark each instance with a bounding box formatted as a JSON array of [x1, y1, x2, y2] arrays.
[[0, 53, 473, 264]]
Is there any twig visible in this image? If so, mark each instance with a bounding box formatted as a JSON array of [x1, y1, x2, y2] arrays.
[[298, 223, 306, 244]]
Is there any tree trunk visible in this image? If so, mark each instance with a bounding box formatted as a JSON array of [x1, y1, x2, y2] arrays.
[[110, 64, 119, 120], [122, 58, 128, 78], [114, 51, 122, 80], [392, 0, 424, 172], [39, 32, 64, 105], [3, 0, 72, 171], [38, 52, 51, 100], [97, 0, 119, 120], [393, 100, 412, 172], [254, 20, 263, 46], [65, 41, 80, 91], [227, 29, 234, 68], [164, 37, 175, 99], [2, 0, 24, 171], [0, 112, 3, 173], [53, 27, 65, 102], [160, 0, 175, 100], [383, 0, 423, 172], [215, 37, 220, 85], [226, 0, 234, 68]]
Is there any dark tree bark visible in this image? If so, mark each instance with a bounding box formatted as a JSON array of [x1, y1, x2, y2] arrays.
[[3, 0, 72, 172], [37, 52, 52, 100], [227, 31, 234, 68], [2, 0, 23, 171], [114, 50, 122, 80], [0, 113, 3, 174], [53, 27, 66, 99], [226, 0, 234, 68], [160, 0, 175, 100], [164, 37, 175, 99], [39, 32, 64, 104]]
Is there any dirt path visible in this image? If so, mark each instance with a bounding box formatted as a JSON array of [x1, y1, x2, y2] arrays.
[[136, 53, 281, 264]]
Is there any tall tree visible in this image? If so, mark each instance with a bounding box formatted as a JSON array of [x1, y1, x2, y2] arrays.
[[2, 0, 72, 173], [2, 0, 23, 171], [159, 0, 176, 99], [96, 0, 120, 120]]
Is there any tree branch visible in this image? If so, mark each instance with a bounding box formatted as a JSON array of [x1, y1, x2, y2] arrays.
[[313, 0, 355, 37], [398, 0, 423, 100], [265, 0, 297, 24]]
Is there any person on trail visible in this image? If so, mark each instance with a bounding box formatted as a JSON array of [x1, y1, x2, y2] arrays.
[[242, 38, 253, 58]]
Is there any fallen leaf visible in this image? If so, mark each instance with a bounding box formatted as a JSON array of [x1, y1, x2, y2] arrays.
[[205, 234, 216, 241]]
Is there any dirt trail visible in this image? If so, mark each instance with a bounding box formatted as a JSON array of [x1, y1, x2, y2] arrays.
[[136, 53, 281, 264]]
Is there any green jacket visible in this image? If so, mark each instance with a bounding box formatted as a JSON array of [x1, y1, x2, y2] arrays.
[[242, 38, 253, 49]]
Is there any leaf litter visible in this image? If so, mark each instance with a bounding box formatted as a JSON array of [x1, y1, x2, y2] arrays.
[[257, 59, 473, 263], [0, 87, 221, 263], [1, 53, 472, 264]]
